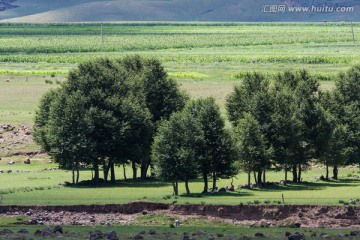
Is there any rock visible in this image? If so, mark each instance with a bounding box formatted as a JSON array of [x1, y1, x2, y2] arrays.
[[90, 230, 103, 240], [104, 230, 118, 240], [350, 231, 360, 236], [0, 229, 14, 235], [320, 233, 330, 239], [142, 210, 148, 215], [8, 160, 15, 165], [311, 232, 317, 237], [338, 232, 345, 237], [24, 158, 30, 164], [288, 233, 305, 240], [148, 229, 157, 235], [17, 229, 29, 234], [133, 233, 144, 239], [34, 229, 42, 236], [53, 225, 63, 234], [218, 187, 226, 192], [254, 232, 265, 237], [196, 230, 206, 236], [285, 231, 292, 237]]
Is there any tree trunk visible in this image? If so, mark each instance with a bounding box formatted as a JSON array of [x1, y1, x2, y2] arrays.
[[203, 173, 208, 193], [325, 164, 329, 181], [93, 160, 99, 183], [132, 161, 137, 179], [173, 180, 178, 195], [292, 164, 298, 183], [110, 161, 115, 183], [140, 156, 150, 180], [333, 165, 338, 179], [72, 167, 75, 184], [253, 170, 257, 184], [212, 172, 217, 190], [123, 163, 127, 180], [257, 169, 262, 185], [76, 163, 80, 184], [248, 166, 251, 187], [185, 179, 190, 195], [297, 163, 302, 183], [284, 165, 288, 185], [263, 169, 266, 184], [103, 159, 110, 183]]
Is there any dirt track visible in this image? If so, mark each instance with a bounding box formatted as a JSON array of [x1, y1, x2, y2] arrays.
[[1, 202, 359, 228]]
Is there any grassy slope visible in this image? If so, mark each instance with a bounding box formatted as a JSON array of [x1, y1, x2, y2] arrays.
[[0, 0, 359, 22]]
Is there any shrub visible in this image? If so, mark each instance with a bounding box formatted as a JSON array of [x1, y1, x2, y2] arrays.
[[45, 79, 53, 84]]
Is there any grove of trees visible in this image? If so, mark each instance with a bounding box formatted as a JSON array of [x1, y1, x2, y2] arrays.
[[34, 56, 360, 195]]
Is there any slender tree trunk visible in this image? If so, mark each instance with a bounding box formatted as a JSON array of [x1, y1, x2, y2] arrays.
[[292, 164, 298, 183], [298, 163, 302, 183], [284, 165, 288, 185], [203, 173, 208, 193], [333, 165, 338, 179], [173, 180, 178, 195], [212, 172, 217, 190], [257, 169, 262, 185], [253, 170, 257, 184], [248, 166, 251, 187], [93, 160, 99, 183], [123, 163, 127, 180], [132, 161, 137, 179], [72, 167, 75, 184], [185, 179, 190, 195], [76, 163, 80, 184], [325, 164, 329, 181], [263, 169, 266, 184], [110, 161, 115, 183], [103, 159, 110, 183]]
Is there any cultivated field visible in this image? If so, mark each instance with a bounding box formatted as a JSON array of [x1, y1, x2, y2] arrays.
[[0, 22, 360, 207]]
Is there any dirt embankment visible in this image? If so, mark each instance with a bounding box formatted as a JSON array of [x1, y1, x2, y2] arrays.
[[1, 202, 359, 228]]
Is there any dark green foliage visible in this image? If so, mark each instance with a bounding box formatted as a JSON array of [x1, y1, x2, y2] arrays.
[[152, 111, 202, 195]]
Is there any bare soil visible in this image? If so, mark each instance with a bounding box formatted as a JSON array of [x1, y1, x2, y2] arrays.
[[0, 202, 359, 229]]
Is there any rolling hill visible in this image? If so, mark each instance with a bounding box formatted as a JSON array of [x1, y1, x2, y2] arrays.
[[0, 0, 359, 22]]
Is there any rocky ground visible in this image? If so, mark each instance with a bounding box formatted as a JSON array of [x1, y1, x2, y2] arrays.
[[0, 202, 359, 229]]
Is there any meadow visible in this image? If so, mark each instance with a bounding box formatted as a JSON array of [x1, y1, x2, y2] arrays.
[[0, 22, 360, 206]]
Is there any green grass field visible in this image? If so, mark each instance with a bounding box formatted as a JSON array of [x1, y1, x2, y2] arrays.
[[0, 22, 360, 206], [0, 156, 359, 205]]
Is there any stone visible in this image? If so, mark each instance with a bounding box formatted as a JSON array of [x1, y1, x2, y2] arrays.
[[350, 231, 360, 236], [197, 230, 206, 236], [285, 231, 292, 237], [24, 158, 30, 164], [254, 232, 265, 237], [148, 229, 157, 235], [8, 161, 15, 165], [0, 229, 13, 235], [17, 229, 29, 234], [104, 230, 118, 240], [311, 232, 317, 237], [90, 230, 103, 240], [133, 233, 144, 239], [288, 233, 305, 240], [53, 225, 63, 234]]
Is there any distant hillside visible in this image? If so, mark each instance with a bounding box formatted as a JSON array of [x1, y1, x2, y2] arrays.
[[0, 0, 359, 22]]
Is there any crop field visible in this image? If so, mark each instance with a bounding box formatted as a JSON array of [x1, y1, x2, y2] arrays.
[[0, 22, 360, 208], [1, 22, 360, 125]]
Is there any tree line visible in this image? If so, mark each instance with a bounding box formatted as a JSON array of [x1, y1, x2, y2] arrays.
[[34, 56, 360, 195]]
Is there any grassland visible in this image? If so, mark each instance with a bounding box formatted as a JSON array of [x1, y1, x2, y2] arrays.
[[1, 22, 360, 206]]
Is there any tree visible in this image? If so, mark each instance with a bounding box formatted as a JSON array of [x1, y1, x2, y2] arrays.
[[226, 72, 273, 184], [152, 111, 202, 195], [332, 65, 360, 168], [233, 113, 271, 187], [34, 58, 153, 183], [185, 98, 237, 192], [116, 55, 188, 179]]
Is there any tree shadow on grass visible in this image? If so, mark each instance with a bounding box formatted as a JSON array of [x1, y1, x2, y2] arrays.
[[251, 179, 360, 192], [68, 179, 170, 189], [180, 191, 254, 198]]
